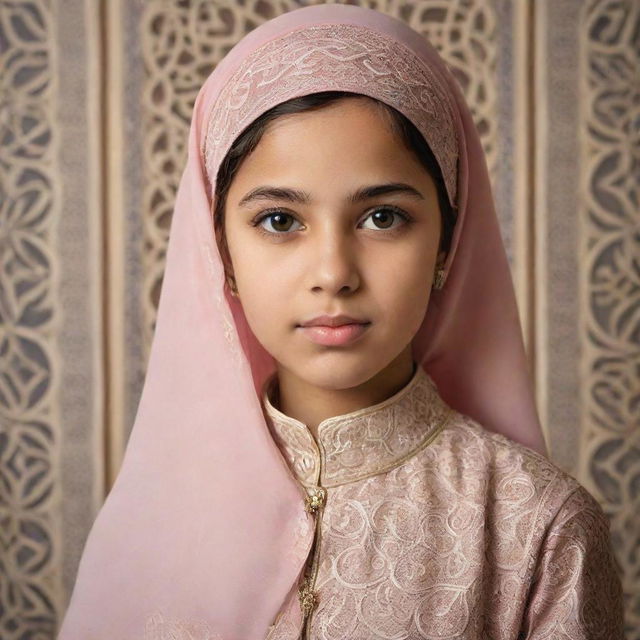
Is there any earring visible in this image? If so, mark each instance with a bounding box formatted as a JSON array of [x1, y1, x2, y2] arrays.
[[227, 275, 239, 297], [432, 268, 446, 290]]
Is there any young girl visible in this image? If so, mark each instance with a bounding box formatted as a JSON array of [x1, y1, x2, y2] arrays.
[[59, 5, 623, 639]]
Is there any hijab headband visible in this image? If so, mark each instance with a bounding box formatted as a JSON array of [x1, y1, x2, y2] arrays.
[[202, 23, 460, 209]]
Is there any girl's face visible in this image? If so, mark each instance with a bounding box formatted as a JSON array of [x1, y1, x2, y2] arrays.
[[223, 97, 443, 390]]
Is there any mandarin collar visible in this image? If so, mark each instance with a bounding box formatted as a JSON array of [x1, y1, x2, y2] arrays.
[[260, 364, 452, 488]]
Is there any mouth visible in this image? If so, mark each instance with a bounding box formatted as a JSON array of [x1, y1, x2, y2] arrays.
[[299, 313, 369, 328], [296, 321, 371, 347]]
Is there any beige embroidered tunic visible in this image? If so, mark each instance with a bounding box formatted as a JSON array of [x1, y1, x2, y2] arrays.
[[261, 365, 624, 639]]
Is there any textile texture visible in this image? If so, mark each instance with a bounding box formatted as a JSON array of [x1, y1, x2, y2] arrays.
[[262, 366, 623, 639]]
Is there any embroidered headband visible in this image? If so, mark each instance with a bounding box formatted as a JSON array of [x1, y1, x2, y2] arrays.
[[202, 23, 460, 209]]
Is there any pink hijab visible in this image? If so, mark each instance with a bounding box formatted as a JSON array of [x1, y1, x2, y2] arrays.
[[58, 5, 546, 639]]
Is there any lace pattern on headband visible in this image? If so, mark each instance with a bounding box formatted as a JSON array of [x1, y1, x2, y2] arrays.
[[203, 24, 459, 207]]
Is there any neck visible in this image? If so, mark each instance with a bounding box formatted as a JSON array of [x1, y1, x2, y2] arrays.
[[274, 347, 416, 441]]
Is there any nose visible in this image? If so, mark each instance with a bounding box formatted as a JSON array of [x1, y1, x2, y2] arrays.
[[307, 224, 361, 296]]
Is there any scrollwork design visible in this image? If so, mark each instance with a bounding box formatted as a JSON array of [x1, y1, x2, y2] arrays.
[[0, 0, 59, 636], [579, 1, 640, 635]]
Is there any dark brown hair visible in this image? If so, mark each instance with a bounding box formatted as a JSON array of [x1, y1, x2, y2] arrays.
[[213, 91, 457, 279]]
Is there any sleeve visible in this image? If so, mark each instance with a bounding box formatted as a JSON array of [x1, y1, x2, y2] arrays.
[[518, 486, 625, 639]]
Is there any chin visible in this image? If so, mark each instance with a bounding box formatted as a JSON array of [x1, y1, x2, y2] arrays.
[[293, 354, 387, 390]]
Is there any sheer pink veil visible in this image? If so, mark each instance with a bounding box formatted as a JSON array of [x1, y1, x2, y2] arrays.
[[58, 5, 546, 639]]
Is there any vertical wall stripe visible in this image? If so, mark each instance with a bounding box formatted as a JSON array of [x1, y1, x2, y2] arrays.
[[87, 0, 106, 512], [54, 0, 104, 619], [104, 0, 127, 488], [511, 0, 533, 363], [533, 0, 550, 447]]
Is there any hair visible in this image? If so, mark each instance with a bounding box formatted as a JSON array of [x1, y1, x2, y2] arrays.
[[213, 91, 457, 283]]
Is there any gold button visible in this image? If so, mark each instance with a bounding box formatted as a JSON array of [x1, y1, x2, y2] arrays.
[[298, 577, 317, 618], [303, 486, 326, 514]]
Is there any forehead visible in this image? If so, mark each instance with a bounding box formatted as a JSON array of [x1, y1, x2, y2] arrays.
[[225, 99, 439, 208], [271, 98, 392, 140], [236, 99, 419, 177]]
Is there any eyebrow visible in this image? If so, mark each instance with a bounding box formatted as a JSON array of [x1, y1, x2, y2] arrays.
[[237, 182, 426, 208]]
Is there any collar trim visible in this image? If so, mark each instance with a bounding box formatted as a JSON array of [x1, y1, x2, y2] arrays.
[[261, 364, 452, 488]]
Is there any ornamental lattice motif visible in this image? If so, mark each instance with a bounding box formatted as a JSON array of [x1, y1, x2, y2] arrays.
[[578, 1, 640, 636], [0, 0, 61, 637]]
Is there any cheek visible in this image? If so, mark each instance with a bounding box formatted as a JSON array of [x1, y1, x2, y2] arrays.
[[234, 266, 292, 344], [372, 244, 435, 334], [384, 273, 432, 334]]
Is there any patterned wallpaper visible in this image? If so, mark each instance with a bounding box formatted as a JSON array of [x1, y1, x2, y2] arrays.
[[0, 0, 637, 636], [1, 1, 63, 636], [578, 0, 639, 627]]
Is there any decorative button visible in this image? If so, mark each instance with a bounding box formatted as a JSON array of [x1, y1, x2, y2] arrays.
[[304, 486, 326, 514], [298, 576, 317, 618]]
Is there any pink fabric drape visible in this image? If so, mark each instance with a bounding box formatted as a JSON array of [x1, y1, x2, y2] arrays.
[[58, 5, 546, 639]]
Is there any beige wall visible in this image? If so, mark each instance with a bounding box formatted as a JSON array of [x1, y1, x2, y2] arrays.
[[0, 0, 637, 636]]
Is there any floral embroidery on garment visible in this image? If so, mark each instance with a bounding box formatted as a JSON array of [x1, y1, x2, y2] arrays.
[[260, 366, 624, 639]]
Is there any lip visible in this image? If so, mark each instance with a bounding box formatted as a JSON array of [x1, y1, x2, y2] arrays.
[[299, 314, 369, 327], [297, 321, 371, 347]]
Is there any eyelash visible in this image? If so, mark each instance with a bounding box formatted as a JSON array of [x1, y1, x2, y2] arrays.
[[250, 206, 413, 238]]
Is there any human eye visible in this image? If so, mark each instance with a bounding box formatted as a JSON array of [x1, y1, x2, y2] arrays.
[[250, 208, 303, 236], [359, 206, 413, 232]]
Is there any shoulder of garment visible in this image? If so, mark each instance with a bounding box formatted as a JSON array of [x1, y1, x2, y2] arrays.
[[425, 411, 625, 639]]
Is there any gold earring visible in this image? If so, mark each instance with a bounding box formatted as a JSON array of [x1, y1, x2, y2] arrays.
[[432, 268, 446, 290], [227, 276, 239, 297]]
